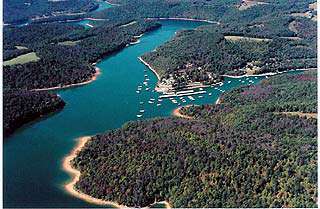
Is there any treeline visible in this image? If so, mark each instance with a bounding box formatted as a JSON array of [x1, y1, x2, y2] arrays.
[[3, 90, 65, 137], [72, 70, 317, 208]]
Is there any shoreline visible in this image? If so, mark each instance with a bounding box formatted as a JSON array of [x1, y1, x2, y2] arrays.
[[222, 68, 312, 79], [32, 67, 101, 92], [62, 136, 125, 208], [146, 17, 220, 24], [172, 105, 193, 119], [215, 97, 221, 105], [63, 136, 172, 208], [138, 57, 161, 80], [105, 0, 121, 6]]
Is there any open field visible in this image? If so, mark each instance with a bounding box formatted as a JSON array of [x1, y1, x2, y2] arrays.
[[58, 40, 82, 46], [238, 0, 269, 11], [224, 35, 271, 42], [3, 52, 40, 66]]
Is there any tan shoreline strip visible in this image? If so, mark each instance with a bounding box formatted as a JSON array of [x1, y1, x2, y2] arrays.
[[32, 67, 101, 91], [63, 137, 172, 208], [62, 136, 126, 208], [172, 105, 193, 119], [138, 57, 161, 80]]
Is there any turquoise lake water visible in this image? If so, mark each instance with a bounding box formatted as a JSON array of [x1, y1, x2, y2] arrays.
[[75, 1, 113, 28], [3, 20, 267, 208]]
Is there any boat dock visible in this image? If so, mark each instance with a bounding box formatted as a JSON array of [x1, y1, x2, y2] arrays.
[[159, 90, 207, 99]]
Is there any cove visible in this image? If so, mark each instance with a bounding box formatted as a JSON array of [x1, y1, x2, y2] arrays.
[[74, 0, 113, 29], [3, 20, 266, 208]]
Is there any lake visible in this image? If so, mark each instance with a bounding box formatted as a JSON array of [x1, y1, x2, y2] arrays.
[[3, 20, 266, 208]]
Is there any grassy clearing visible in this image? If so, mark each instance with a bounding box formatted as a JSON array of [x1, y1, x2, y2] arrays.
[[224, 35, 271, 42], [238, 0, 269, 11], [3, 52, 40, 66], [58, 40, 82, 46]]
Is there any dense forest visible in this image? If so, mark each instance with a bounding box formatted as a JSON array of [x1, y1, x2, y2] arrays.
[[3, 90, 65, 137], [72, 71, 317, 207], [4, 0, 98, 24]]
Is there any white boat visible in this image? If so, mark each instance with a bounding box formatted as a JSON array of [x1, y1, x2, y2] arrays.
[[214, 87, 218, 89], [158, 99, 163, 102], [219, 83, 223, 86], [150, 98, 155, 101], [199, 88, 203, 90], [137, 114, 142, 118], [188, 96, 195, 101], [198, 95, 203, 98], [136, 91, 140, 93], [241, 81, 245, 83], [209, 93, 212, 96], [182, 100, 186, 103], [172, 100, 178, 104], [146, 78, 150, 81], [139, 102, 144, 104], [254, 77, 258, 79], [157, 103, 161, 106], [143, 81, 148, 85], [146, 88, 150, 91], [140, 110, 145, 113], [228, 81, 231, 83], [148, 100, 154, 104]]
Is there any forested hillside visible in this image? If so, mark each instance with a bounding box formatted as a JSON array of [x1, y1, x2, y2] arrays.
[[4, 0, 98, 24], [142, 25, 316, 88], [72, 70, 317, 208], [3, 90, 65, 137]]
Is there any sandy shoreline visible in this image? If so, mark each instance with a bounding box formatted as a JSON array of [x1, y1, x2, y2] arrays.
[[222, 68, 312, 79], [32, 67, 101, 91], [62, 136, 126, 208], [138, 57, 161, 80], [63, 136, 172, 208], [172, 105, 193, 119]]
